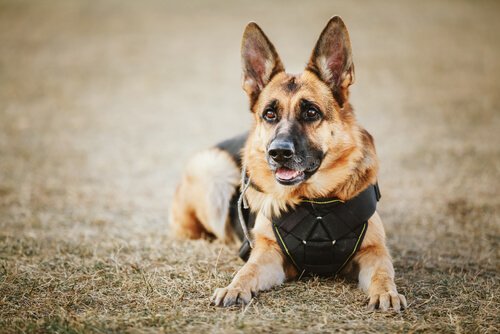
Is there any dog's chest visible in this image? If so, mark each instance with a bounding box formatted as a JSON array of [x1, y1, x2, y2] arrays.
[[238, 184, 380, 277]]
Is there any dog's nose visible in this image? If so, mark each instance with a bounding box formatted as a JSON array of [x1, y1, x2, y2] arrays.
[[268, 139, 295, 163]]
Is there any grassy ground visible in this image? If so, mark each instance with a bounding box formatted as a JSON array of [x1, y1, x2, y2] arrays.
[[1, 0, 499, 332]]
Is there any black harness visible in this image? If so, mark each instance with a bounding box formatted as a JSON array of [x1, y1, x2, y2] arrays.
[[235, 183, 381, 277]]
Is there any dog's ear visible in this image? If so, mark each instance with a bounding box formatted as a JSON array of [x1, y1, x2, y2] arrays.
[[241, 22, 284, 106], [307, 16, 355, 107]]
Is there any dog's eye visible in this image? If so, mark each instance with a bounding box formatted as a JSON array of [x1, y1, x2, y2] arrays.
[[302, 108, 321, 121], [263, 109, 278, 122]]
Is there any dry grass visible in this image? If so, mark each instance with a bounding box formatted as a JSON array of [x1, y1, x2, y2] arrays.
[[1, 0, 499, 333]]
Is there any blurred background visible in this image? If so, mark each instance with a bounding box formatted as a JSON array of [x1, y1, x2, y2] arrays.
[[1, 0, 498, 236], [0, 0, 499, 331]]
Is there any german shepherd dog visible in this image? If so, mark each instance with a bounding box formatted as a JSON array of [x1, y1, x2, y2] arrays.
[[170, 16, 407, 312]]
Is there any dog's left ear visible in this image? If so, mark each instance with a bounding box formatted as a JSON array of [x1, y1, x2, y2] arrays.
[[307, 16, 355, 107], [241, 22, 285, 106]]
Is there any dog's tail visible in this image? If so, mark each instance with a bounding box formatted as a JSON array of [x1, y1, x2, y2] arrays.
[[169, 148, 240, 242]]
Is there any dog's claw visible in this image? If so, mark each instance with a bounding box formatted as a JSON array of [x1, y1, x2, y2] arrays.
[[211, 287, 226, 306], [399, 293, 408, 309]]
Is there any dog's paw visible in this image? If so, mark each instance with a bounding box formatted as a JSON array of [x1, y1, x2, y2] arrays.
[[367, 291, 407, 312], [211, 286, 253, 307]]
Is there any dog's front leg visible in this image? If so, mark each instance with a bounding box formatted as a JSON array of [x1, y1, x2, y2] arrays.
[[211, 212, 286, 307], [353, 212, 407, 312]]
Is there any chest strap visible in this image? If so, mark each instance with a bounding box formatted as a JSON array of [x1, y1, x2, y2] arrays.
[[272, 183, 380, 276]]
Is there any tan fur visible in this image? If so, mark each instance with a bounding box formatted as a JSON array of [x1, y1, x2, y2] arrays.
[[169, 148, 239, 243], [352, 212, 407, 311], [171, 17, 406, 312], [212, 211, 287, 306]]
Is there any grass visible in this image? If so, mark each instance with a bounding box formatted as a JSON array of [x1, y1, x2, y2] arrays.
[[0, 232, 498, 333], [1, 0, 499, 332]]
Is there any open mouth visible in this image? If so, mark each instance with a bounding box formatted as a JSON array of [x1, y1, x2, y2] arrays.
[[274, 167, 306, 185]]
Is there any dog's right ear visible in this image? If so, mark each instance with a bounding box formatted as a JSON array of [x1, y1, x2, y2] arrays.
[[241, 22, 284, 106]]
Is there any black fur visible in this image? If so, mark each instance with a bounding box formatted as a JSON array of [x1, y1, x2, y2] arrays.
[[283, 77, 299, 93], [215, 132, 248, 168]]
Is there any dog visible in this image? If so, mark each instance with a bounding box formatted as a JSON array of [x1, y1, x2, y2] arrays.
[[170, 16, 407, 312]]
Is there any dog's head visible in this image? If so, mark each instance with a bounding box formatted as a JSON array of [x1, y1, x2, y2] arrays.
[[242, 17, 366, 195]]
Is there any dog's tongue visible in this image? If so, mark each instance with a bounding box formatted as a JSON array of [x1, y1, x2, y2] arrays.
[[276, 167, 300, 180]]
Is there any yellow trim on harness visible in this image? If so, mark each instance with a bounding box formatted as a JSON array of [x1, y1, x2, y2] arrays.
[[336, 222, 367, 274], [273, 224, 299, 269], [301, 199, 345, 205]]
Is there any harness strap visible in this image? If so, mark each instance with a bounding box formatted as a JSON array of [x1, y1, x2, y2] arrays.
[[237, 166, 254, 249], [236, 168, 267, 254]]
